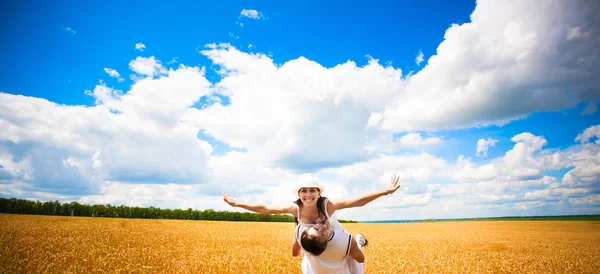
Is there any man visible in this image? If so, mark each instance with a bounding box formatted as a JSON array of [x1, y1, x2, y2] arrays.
[[292, 219, 368, 274]]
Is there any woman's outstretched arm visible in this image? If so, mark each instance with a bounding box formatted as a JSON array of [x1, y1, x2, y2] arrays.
[[222, 192, 296, 215], [328, 174, 400, 214]]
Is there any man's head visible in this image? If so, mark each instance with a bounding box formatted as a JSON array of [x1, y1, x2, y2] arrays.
[[300, 220, 332, 256]]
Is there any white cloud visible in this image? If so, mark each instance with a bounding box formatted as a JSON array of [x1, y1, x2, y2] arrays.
[[135, 43, 146, 51], [2, 1, 600, 220], [84, 81, 122, 108], [63, 27, 76, 34], [560, 140, 600, 188], [501, 133, 547, 180], [129, 56, 167, 77], [448, 126, 600, 214], [2, 79, 599, 219], [453, 155, 497, 182], [569, 194, 600, 205], [195, 43, 404, 169], [575, 125, 600, 143], [370, 0, 600, 132], [77, 181, 226, 210], [476, 138, 498, 157], [321, 153, 449, 192], [104, 68, 124, 82], [525, 187, 588, 199], [415, 50, 424, 65], [0, 63, 213, 198], [228, 32, 239, 39], [397, 132, 442, 147], [511, 133, 547, 151], [431, 176, 555, 203], [457, 134, 547, 183], [240, 9, 262, 19]]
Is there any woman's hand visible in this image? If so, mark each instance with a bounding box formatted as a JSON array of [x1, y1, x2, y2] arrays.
[[329, 173, 402, 212], [222, 192, 237, 207], [384, 174, 401, 195]]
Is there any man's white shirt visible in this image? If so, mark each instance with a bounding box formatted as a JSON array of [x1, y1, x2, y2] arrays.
[[295, 224, 352, 274]]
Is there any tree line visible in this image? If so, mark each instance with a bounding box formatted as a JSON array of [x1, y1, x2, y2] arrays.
[[0, 197, 357, 223]]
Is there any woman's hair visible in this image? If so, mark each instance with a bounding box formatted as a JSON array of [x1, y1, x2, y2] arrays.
[[293, 196, 328, 225]]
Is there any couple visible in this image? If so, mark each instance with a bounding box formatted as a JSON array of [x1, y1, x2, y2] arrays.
[[222, 173, 400, 273]]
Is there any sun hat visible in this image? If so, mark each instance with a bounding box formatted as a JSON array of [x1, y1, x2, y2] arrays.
[[292, 173, 326, 195]]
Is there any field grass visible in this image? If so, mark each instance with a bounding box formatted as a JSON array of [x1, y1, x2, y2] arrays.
[[1, 214, 599, 273]]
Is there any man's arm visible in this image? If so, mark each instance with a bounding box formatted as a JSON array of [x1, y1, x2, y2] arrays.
[[222, 192, 296, 215], [328, 174, 400, 214], [348, 236, 365, 263], [292, 235, 303, 257]]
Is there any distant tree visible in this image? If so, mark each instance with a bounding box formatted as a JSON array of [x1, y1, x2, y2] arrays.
[[0, 197, 357, 223]]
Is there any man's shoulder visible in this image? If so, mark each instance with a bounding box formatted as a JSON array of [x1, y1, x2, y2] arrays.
[[328, 229, 352, 253], [331, 229, 351, 239]]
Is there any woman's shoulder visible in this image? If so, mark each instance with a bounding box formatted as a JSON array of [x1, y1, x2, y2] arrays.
[[325, 198, 337, 213], [287, 202, 300, 216]]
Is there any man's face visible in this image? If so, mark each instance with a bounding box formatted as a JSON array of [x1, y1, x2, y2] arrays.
[[306, 219, 332, 243]]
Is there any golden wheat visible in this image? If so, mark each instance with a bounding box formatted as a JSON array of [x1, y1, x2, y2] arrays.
[[1, 214, 599, 273]]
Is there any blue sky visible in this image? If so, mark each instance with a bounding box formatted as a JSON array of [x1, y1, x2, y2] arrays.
[[2, 0, 474, 104], [0, 0, 598, 220]]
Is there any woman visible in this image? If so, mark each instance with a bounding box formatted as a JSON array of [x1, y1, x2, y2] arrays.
[[222, 173, 400, 273]]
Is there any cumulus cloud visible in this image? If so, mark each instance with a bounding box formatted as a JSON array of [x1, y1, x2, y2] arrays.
[[104, 68, 124, 82], [370, 0, 600, 132], [449, 125, 600, 214], [1, 1, 599, 220], [569, 194, 600, 205], [525, 187, 588, 200], [0, 63, 214, 200], [321, 153, 449, 200], [135, 43, 146, 51], [240, 9, 263, 19], [129, 56, 167, 77], [453, 155, 497, 182], [77, 181, 224, 210], [560, 146, 600, 188], [397, 132, 442, 147], [575, 125, 600, 143], [415, 50, 424, 65], [456, 134, 549, 183], [194, 43, 404, 170], [431, 176, 556, 204], [476, 138, 498, 157]]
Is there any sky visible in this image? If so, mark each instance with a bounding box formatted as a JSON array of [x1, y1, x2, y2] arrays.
[[0, 0, 599, 221]]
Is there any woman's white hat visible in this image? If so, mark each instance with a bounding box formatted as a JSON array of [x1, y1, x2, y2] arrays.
[[292, 173, 326, 195]]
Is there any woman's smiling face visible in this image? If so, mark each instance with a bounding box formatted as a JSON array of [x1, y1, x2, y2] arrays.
[[298, 187, 320, 205]]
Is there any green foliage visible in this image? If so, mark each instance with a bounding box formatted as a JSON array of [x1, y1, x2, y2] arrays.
[[0, 197, 357, 223], [339, 219, 358, 223]]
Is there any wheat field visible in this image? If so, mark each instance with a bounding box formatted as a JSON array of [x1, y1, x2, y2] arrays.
[[1, 214, 599, 273]]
